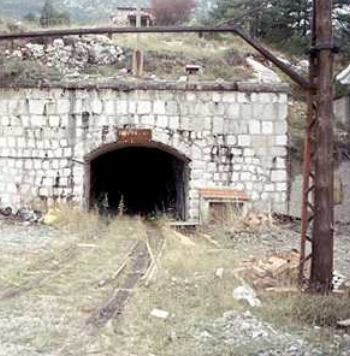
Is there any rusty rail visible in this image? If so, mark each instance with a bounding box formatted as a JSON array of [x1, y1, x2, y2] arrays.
[[0, 25, 312, 90]]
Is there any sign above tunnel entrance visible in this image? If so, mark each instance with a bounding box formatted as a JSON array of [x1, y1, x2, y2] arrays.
[[117, 129, 152, 144]]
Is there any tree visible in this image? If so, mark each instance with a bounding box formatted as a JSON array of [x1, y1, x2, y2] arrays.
[[40, 0, 71, 28], [210, 0, 350, 55], [23, 12, 38, 24], [151, 0, 197, 26]]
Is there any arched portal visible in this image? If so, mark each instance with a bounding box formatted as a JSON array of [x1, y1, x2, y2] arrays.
[[86, 143, 190, 220]]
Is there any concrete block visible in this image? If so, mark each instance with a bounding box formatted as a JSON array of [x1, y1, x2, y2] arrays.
[[222, 92, 237, 103], [153, 101, 166, 115], [138, 101, 152, 115], [104, 100, 115, 115], [238, 135, 251, 147], [141, 115, 155, 126], [271, 170, 287, 182], [29, 100, 45, 115], [49, 116, 60, 127], [226, 135, 237, 145], [56, 100, 71, 114], [116, 101, 128, 115], [226, 104, 240, 119], [249, 120, 261, 134], [275, 135, 288, 146], [262, 121, 274, 134]]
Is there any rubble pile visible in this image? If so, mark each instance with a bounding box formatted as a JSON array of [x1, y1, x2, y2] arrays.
[[6, 35, 125, 75]]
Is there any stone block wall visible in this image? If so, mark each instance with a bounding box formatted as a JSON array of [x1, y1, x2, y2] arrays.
[[0, 82, 289, 221]]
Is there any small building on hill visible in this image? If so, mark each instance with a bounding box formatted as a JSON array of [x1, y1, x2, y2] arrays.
[[111, 0, 155, 27]]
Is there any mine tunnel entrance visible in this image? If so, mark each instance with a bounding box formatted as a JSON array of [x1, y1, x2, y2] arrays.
[[89, 146, 189, 220]]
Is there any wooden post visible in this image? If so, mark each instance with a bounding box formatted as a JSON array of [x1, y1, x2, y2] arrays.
[[310, 0, 334, 292], [132, 0, 144, 76]]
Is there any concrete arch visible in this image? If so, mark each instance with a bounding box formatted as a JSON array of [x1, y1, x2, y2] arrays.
[[84, 140, 191, 220], [85, 140, 191, 164]]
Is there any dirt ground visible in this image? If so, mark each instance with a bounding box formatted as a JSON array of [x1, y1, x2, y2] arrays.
[[0, 214, 350, 356]]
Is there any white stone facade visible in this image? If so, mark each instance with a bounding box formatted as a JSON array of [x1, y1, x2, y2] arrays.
[[0, 82, 289, 221]]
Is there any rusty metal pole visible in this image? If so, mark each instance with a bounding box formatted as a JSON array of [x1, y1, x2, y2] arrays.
[[132, 0, 144, 76], [310, 0, 334, 292]]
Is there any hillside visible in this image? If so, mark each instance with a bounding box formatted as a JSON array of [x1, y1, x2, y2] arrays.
[[0, 0, 153, 22]]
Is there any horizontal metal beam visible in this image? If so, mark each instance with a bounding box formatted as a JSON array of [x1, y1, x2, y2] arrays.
[[0, 25, 312, 89], [0, 25, 237, 39]]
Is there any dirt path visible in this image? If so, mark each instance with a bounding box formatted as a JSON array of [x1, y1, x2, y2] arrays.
[[0, 218, 349, 356]]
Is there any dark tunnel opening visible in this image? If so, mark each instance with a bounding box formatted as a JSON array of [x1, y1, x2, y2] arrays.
[[89, 146, 189, 220]]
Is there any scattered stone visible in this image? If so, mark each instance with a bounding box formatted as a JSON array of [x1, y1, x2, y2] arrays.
[[150, 309, 169, 320], [16, 208, 41, 223], [264, 256, 290, 278], [338, 319, 350, 328], [333, 270, 346, 291], [0, 207, 13, 217], [233, 285, 261, 307], [7, 35, 125, 76], [215, 268, 224, 279]]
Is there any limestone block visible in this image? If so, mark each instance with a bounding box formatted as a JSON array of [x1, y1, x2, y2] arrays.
[[238, 92, 251, 103], [276, 183, 287, 191], [241, 172, 252, 181], [186, 92, 196, 101], [226, 135, 237, 145], [225, 104, 240, 119], [39, 187, 49, 196], [213, 92, 222, 103], [141, 115, 155, 126], [191, 160, 206, 170], [30, 115, 45, 126], [213, 116, 224, 134], [7, 137, 16, 148], [104, 100, 115, 115], [275, 157, 286, 169], [231, 172, 239, 181], [56, 100, 71, 114], [243, 148, 255, 157], [1, 116, 10, 126], [0, 137, 6, 147], [91, 99, 103, 114], [29, 100, 45, 115], [274, 121, 288, 135], [222, 92, 237, 103], [116, 101, 128, 115], [166, 101, 179, 115], [209, 102, 225, 116], [238, 135, 251, 147], [262, 121, 274, 134], [278, 103, 288, 120], [249, 120, 261, 134], [153, 101, 166, 115], [168, 116, 180, 130], [192, 146, 203, 160], [49, 116, 60, 127], [61, 115, 69, 127], [138, 101, 152, 115], [0, 100, 8, 114], [271, 170, 287, 182], [271, 147, 287, 157], [265, 183, 275, 192], [225, 120, 248, 134], [275, 135, 288, 146]]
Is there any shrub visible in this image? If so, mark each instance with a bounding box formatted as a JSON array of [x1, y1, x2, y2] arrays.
[[151, 0, 196, 26], [40, 0, 71, 28]]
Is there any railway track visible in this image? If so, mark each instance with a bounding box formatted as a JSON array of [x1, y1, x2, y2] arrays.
[[87, 222, 166, 329]]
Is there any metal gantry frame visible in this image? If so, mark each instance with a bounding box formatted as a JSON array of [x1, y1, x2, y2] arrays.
[[0, 4, 335, 291]]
